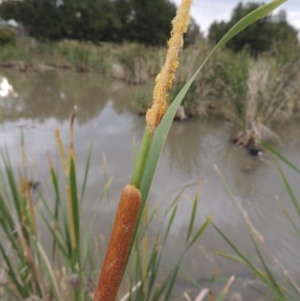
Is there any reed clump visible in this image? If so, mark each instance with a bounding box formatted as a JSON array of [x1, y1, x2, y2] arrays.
[[231, 54, 299, 146], [112, 43, 149, 84]]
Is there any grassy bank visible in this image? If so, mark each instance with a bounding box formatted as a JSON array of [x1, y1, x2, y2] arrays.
[[0, 37, 165, 83], [1, 35, 299, 147]]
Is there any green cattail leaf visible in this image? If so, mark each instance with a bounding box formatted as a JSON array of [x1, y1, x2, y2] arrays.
[[0, 244, 28, 298], [164, 264, 180, 300], [164, 203, 178, 243], [80, 134, 94, 202], [38, 211, 69, 259], [37, 181, 73, 257], [69, 155, 80, 263], [48, 164, 64, 261], [0, 193, 15, 235], [214, 249, 249, 264], [249, 231, 284, 297], [147, 242, 160, 295], [152, 264, 179, 300], [282, 209, 300, 238], [262, 141, 300, 174], [185, 192, 199, 245], [213, 222, 280, 291], [186, 216, 211, 251], [49, 166, 61, 220], [270, 156, 300, 217], [5, 159, 22, 222]]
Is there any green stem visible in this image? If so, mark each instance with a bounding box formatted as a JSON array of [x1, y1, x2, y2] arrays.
[[131, 127, 153, 189]]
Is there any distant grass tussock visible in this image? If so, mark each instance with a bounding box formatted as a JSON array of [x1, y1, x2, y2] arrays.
[[0, 27, 16, 46]]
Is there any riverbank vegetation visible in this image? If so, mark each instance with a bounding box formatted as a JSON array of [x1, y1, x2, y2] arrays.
[[1, 36, 299, 146]]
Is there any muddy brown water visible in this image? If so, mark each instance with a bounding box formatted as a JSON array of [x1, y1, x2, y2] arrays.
[[1, 70, 300, 300]]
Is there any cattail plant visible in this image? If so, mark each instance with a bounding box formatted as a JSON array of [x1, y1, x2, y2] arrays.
[[93, 1, 193, 300], [93, 1, 286, 301]]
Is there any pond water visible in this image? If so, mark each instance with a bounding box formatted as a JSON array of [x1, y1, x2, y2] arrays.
[[1, 70, 300, 300]]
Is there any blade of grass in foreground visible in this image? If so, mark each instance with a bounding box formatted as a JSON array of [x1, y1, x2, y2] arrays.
[[214, 163, 300, 300], [80, 130, 94, 203], [215, 275, 235, 301], [130, 0, 286, 265], [262, 143, 300, 217], [185, 191, 199, 245], [275, 159, 300, 217], [262, 141, 300, 174]]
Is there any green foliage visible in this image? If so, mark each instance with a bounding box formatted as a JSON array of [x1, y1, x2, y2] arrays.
[[6, 0, 64, 40], [61, 0, 120, 43], [126, 188, 214, 301], [208, 2, 298, 55], [0, 27, 16, 46], [124, 0, 176, 45], [0, 0, 179, 45], [168, 43, 216, 116], [70, 43, 91, 72], [217, 50, 250, 125], [0, 128, 98, 300], [114, 43, 149, 83], [0, 45, 23, 64]]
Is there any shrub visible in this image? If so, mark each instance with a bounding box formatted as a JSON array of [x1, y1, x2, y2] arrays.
[[0, 27, 16, 46]]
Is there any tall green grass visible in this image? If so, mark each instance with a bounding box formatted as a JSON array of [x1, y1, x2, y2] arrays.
[[213, 143, 300, 300], [0, 120, 99, 300], [0, 128, 232, 300]]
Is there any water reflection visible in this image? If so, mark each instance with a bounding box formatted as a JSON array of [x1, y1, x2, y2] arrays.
[[0, 77, 17, 97], [0, 70, 147, 124]]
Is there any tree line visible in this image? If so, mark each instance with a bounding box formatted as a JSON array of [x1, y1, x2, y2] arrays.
[[208, 2, 298, 56], [0, 0, 200, 46], [0, 0, 298, 54]]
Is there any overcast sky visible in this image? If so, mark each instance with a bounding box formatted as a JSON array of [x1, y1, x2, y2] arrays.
[[172, 0, 300, 34]]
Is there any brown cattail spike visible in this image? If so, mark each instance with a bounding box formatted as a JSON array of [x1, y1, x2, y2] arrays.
[[93, 185, 142, 301]]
